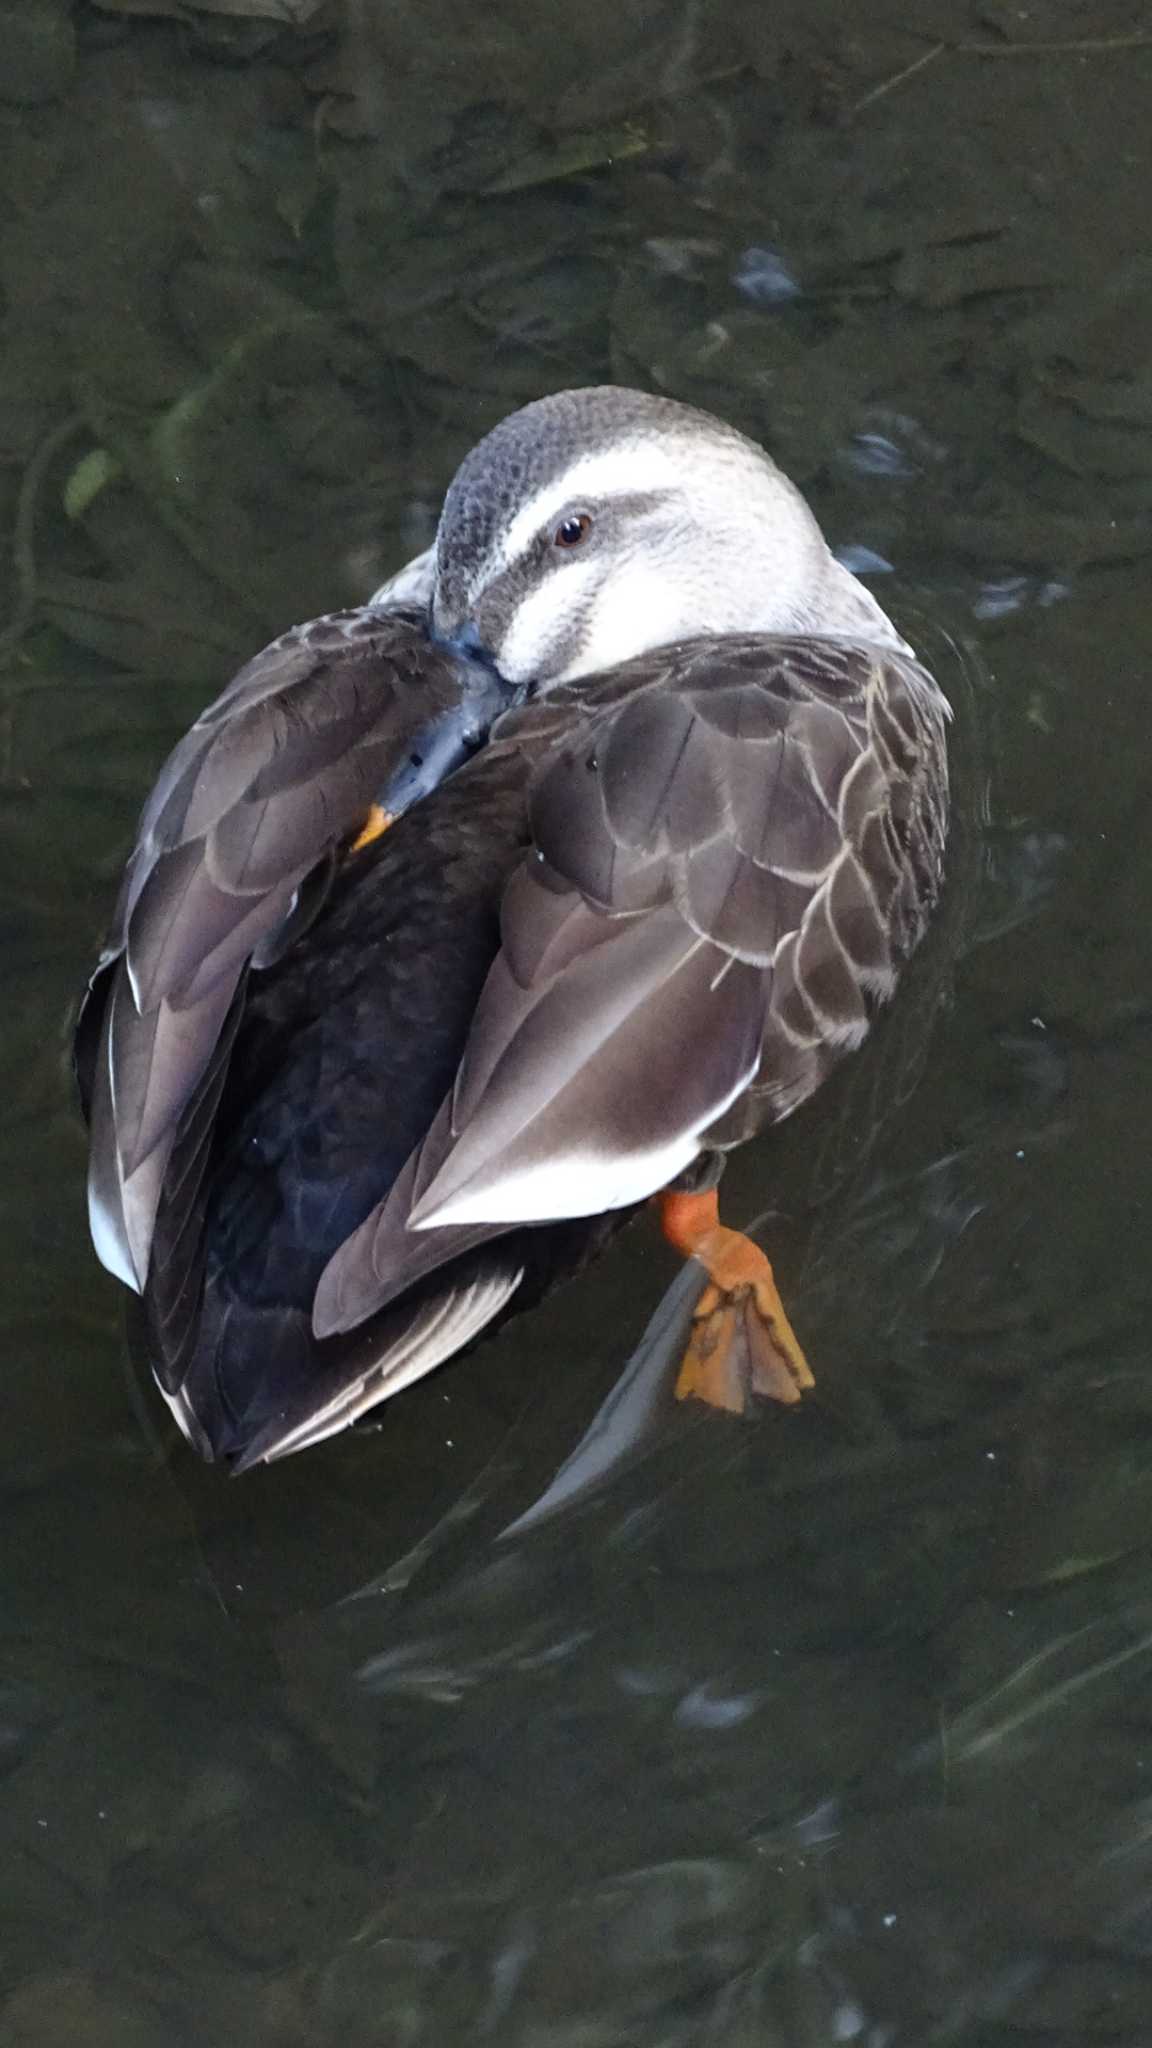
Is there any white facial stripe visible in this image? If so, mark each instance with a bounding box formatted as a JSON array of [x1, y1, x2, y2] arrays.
[[497, 442, 686, 568]]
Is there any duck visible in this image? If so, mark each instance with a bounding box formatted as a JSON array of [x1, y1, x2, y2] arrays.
[[75, 386, 950, 1470]]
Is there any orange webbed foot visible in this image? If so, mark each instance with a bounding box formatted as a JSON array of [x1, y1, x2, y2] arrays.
[[657, 1191, 814, 1416]]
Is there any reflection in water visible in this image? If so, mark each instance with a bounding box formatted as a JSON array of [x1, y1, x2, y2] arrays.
[[3, 0, 1152, 2039]]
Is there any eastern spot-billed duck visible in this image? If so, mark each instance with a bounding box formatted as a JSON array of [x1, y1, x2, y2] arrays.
[[76, 387, 950, 1468]]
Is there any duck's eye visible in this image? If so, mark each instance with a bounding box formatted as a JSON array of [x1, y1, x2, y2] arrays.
[[554, 513, 592, 549]]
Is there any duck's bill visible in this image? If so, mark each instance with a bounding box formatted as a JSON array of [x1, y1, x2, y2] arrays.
[[369, 667, 518, 824]]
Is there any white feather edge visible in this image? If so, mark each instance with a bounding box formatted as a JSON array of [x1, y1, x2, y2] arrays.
[[368, 545, 436, 611], [154, 1376, 207, 1446], [243, 1261, 525, 1465], [409, 1058, 757, 1230], [87, 1001, 146, 1291]]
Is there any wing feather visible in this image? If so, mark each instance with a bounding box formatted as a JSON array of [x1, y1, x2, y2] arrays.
[[85, 614, 947, 1465], [80, 607, 510, 1288], [319, 633, 948, 1329]]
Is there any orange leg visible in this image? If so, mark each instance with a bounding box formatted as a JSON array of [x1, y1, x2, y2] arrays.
[[348, 804, 394, 855], [657, 1188, 814, 1415]]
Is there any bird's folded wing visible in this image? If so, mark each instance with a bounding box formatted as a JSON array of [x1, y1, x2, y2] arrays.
[[317, 634, 945, 1326], [78, 608, 496, 1292]]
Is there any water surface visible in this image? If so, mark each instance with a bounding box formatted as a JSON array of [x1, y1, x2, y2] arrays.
[[2, 2, 1152, 2040]]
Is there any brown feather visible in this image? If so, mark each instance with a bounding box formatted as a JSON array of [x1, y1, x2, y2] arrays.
[[81, 608, 949, 1462], [325, 632, 947, 1301], [81, 608, 509, 1289]]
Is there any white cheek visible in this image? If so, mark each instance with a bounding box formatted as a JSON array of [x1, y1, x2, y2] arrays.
[[556, 562, 691, 681], [497, 563, 598, 681]]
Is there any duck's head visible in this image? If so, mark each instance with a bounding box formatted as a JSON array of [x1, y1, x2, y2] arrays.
[[430, 387, 884, 690]]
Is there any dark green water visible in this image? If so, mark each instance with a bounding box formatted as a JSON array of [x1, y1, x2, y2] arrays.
[[3, 2, 1152, 2041]]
